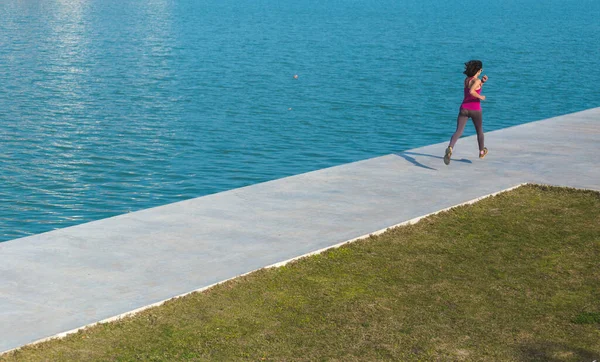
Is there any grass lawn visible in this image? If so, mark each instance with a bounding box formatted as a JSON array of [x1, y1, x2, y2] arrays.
[[2, 184, 599, 361]]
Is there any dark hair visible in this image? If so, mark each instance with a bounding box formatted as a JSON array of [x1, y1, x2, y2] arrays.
[[463, 60, 483, 77]]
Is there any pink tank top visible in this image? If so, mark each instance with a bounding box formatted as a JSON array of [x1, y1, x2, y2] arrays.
[[461, 77, 482, 111]]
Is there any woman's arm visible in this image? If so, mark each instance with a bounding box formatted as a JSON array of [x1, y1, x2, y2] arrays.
[[469, 79, 486, 100]]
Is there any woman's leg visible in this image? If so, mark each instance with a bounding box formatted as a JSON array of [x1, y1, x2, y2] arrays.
[[471, 110, 484, 151], [449, 108, 469, 149]]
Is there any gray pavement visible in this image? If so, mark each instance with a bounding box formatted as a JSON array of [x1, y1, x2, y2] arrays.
[[1, 107, 599, 353]]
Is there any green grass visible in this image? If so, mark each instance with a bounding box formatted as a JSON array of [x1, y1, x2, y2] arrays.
[[573, 312, 600, 325], [2, 184, 599, 361]]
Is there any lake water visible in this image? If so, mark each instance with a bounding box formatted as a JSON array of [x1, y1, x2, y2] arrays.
[[1, 0, 599, 242]]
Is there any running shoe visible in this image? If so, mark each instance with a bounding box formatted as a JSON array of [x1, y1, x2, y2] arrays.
[[444, 146, 452, 165], [479, 147, 488, 159]]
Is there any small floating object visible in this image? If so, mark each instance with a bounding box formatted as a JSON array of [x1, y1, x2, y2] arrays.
[[293, 74, 298, 79]]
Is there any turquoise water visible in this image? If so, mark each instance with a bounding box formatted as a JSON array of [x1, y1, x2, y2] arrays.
[[1, 0, 599, 242]]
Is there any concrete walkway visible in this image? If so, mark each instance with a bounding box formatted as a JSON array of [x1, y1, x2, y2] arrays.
[[1, 108, 599, 353]]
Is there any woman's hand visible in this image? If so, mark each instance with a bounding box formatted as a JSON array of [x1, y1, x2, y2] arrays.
[[480, 95, 486, 101], [482, 75, 488, 83]]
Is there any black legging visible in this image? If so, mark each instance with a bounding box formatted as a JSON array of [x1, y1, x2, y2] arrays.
[[449, 108, 484, 151]]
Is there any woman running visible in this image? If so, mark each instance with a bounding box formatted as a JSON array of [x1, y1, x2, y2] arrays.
[[444, 60, 488, 165]]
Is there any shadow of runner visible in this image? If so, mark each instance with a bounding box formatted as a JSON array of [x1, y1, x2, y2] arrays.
[[404, 151, 473, 164], [395, 152, 437, 171], [395, 151, 472, 171], [518, 341, 599, 361]]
